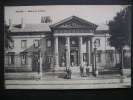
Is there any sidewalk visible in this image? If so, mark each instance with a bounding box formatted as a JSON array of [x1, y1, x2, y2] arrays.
[[5, 77, 131, 89], [5, 70, 131, 89], [5, 72, 131, 89], [5, 77, 131, 85]]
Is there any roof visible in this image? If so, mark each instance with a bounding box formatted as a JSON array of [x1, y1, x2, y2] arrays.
[[10, 23, 52, 32], [10, 17, 109, 33], [96, 23, 109, 31]]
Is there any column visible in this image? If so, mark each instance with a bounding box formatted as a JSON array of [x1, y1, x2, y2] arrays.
[[87, 37, 91, 66], [79, 36, 83, 66], [91, 36, 95, 73], [66, 37, 70, 68], [90, 36, 93, 65], [54, 36, 59, 67]]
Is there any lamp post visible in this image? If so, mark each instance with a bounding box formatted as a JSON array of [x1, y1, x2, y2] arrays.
[[93, 40, 98, 77], [65, 43, 68, 70], [38, 35, 42, 79]]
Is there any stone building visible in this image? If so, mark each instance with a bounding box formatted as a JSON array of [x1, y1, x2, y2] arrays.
[[4, 16, 131, 73]]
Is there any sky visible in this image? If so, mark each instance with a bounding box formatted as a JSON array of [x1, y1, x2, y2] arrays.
[[4, 5, 127, 25]]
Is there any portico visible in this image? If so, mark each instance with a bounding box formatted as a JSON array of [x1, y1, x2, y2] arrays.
[[54, 35, 93, 68], [50, 16, 98, 73]]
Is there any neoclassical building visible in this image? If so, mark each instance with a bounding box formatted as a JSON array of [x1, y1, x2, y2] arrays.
[[5, 16, 131, 72]]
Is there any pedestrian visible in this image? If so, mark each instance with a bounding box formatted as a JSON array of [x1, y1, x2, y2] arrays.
[[68, 67, 72, 79], [66, 67, 71, 79], [120, 69, 124, 83], [37, 58, 40, 74], [86, 66, 89, 76], [80, 64, 84, 77]]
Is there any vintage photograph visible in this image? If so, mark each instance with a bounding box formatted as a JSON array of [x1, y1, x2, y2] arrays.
[[4, 5, 131, 89]]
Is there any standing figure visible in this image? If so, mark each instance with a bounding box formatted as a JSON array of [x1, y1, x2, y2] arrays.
[[68, 67, 72, 79], [86, 66, 89, 76], [37, 58, 40, 74], [80, 64, 84, 77], [62, 57, 65, 67], [66, 67, 71, 79]]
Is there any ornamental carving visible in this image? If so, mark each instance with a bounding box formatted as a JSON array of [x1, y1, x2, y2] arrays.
[[57, 20, 91, 28]]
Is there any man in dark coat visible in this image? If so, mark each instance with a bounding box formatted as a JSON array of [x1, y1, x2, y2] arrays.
[[67, 67, 71, 79], [80, 64, 84, 77], [86, 66, 89, 76]]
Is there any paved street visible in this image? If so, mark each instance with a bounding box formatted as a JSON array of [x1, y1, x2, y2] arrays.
[[5, 75, 131, 89]]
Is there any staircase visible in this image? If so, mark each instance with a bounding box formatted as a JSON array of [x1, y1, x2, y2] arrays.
[[43, 66, 93, 77]]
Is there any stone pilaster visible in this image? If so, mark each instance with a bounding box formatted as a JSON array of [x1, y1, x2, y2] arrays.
[[54, 36, 59, 67], [87, 37, 91, 66]]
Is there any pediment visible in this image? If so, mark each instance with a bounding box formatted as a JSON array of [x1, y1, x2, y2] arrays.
[[51, 16, 98, 29], [56, 20, 93, 28]]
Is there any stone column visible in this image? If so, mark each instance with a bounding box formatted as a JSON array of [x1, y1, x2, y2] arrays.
[[54, 36, 59, 67], [90, 36, 93, 65], [79, 36, 83, 66], [91, 36, 95, 74], [66, 37, 70, 68], [87, 37, 91, 66]]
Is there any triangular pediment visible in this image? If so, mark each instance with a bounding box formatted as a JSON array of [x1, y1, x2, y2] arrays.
[[51, 16, 98, 29]]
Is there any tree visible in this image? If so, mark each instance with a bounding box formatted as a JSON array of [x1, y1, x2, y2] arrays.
[[108, 6, 131, 76]]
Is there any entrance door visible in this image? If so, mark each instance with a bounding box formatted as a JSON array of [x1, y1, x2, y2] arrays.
[[70, 50, 78, 66], [32, 52, 39, 72]]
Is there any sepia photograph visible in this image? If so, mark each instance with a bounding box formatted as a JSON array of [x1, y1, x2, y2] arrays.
[[4, 5, 131, 89]]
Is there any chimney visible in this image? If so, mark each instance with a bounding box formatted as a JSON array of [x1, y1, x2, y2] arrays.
[[21, 18, 25, 28], [41, 16, 52, 23], [47, 16, 52, 23], [41, 16, 46, 23], [9, 19, 12, 30]]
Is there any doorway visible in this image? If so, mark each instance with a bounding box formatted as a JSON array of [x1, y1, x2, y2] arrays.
[[32, 52, 39, 72], [70, 50, 79, 66]]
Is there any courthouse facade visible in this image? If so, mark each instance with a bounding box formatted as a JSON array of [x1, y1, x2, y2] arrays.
[[4, 16, 131, 72]]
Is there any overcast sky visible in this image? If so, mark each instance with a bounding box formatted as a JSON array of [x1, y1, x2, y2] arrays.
[[5, 5, 126, 25]]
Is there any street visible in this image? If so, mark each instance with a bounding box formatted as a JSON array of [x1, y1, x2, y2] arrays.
[[5, 76, 131, 89]]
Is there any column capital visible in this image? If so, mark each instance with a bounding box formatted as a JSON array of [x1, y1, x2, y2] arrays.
[[54, 36, 58, 38], [65, 36, 70, 40]]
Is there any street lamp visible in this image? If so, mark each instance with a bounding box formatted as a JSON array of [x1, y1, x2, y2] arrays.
[[38, 35, 42, 78], [65, 43, 68, 70], [93, 40, 98, 77]]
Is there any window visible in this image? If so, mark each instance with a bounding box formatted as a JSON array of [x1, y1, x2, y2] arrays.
[[95, 39, 100, 47], [20, 52, 27, 64], [106, 50, 114, 62], [46, 39, 52, 47], [8, 52, 15, 65], [9, 40, 14, 48], [107, 38, 110, 46], [47, 56, 51, 63], [46, 56, 53, 64], [21, 40, 27, 48], [83, 53, 87, 62], [34, 40, 40, 48], [97, 50, 102, 63]]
